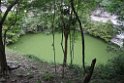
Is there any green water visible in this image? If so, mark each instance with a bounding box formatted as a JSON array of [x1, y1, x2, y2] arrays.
[[8, 33, 112, 65]]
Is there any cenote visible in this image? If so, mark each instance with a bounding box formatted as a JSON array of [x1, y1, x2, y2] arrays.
[[8, 33, 112, 65]]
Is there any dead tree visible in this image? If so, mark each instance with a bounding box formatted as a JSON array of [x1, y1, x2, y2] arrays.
[[83, 58, 96, 83]]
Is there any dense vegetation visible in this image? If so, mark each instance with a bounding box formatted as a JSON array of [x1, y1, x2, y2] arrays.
[[0, 0, 124, 83]]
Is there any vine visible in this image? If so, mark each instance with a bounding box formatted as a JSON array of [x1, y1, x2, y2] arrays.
[[70, 0, 86, 72], [51, 0, 57, 74]]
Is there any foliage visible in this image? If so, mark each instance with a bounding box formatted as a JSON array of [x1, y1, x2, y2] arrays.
[[93, 55, 124, 83], [5, 27, 20, 44], [1, 0, 124, 82], [42, 72, 55, 81], [99, 0, 124, 27], [76, 0, 98, 23], [22, 11, 54, 33], [101, 0, 124, 14], [3, 12, 22, 44], [110, 55, 124, 75], [28, 0, 54, 9], [85, 22, 117, 42], [21, 1, 60, 33], [73, 0, 117, 42], [94, 65, 114, 79], [36, 80, 42, 83], [107, 44, 124, 55], [69, 64, 83, 77], [2, 0, 119, 44], [20, 0, 99, 33], [2, 0, 55, 44]]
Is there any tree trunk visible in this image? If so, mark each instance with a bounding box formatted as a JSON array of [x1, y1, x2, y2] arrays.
[[63, 33, 68, 66], [0, 0, 19, 74], [0, 26, 8, 74], [62, 32, 69, 78], [83, 58, 96, 83]]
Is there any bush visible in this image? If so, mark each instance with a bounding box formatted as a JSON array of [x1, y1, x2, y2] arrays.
[[85, 22, 117, 42], [93, 55, 124, 80], [110, 55, 124, 75], [69, 64, 83, 75], [42, 72, 55, 81], [3, 12, 22, 45], [94, 64, 115, 79], [3, 26, 21, 45]]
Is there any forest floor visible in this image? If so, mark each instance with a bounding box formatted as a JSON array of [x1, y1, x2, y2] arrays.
[[0, 49, 84, 83], [0, 49, 123, 83]]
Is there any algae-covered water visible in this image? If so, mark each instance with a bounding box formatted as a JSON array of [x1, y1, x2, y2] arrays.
[[8, 33, 112, 65]]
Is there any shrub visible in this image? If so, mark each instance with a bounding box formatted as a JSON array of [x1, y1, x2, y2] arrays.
[[3, 12, 22, 45], [94, 64, 115, 79], [93, 55, 124, 80], [5, 30, 20, 44], [69, 64, 83, 75], [110, 55, 124, 75], [85, 22, 117, 42], [42, 72, 55, 81]]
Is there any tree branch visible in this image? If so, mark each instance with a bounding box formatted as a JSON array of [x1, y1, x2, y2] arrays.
[[0, 0, 19, 26]]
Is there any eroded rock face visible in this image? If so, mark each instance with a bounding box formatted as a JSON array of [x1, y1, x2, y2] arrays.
[[91, 8, 119, 25], [91, 8, 124, 47], [110, 32, 124, 47]]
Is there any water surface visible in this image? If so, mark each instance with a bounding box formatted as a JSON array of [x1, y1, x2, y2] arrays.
[[8, 33, 112, 65]]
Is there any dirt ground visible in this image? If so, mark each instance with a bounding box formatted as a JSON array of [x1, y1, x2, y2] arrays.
[[0, 49, 83, 83], [0, 49, 123, 83]]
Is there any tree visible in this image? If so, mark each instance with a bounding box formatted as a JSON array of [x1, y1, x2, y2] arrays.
[[70, 0, 86, 72], [59, 2, 72, 78], [0, 0, 19, 75]]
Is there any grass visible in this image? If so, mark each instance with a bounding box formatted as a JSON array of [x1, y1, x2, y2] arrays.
[[8, 33, 113, 65]]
